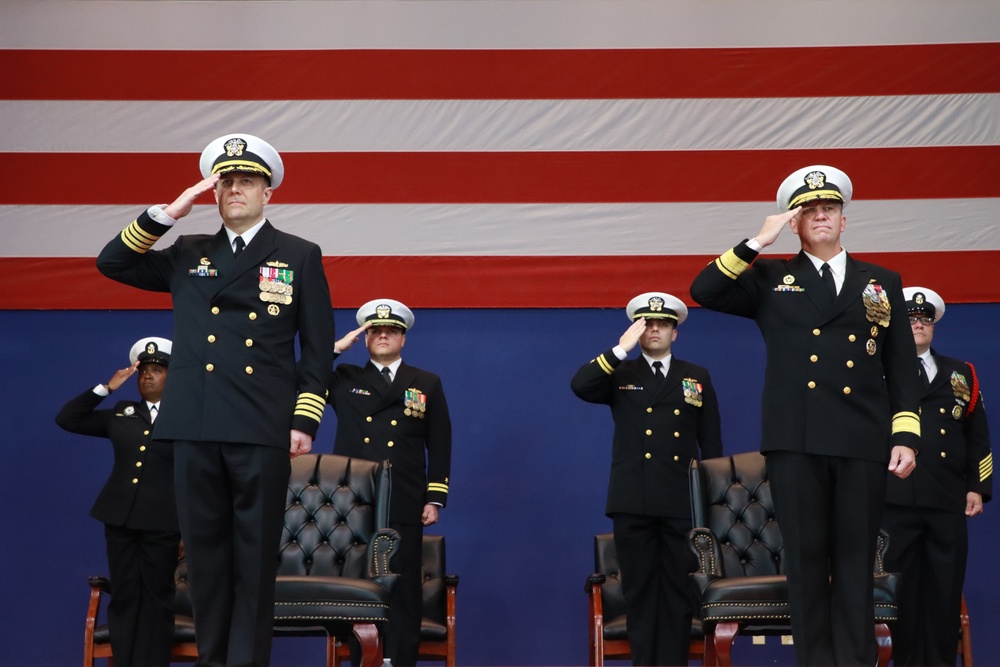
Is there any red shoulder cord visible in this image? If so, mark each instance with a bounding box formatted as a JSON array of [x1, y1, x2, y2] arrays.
[[967, 362, 980, 416]]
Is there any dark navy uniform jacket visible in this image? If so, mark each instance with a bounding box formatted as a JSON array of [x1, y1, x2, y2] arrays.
[[97, 213, 335, 446], [690, 240, 922, 461], [572, 352, 723, 519], [56, 389, 179, 531], [329, 361, 452, 525], [887, 352, 993, 512]]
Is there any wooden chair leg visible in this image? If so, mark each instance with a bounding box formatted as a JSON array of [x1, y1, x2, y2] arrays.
[[713, 622, 738, 667], [326, 636, 337, 667], [959, 595, 973, 667], [703, 627, 718, 667], [353, 623, 383, 667], [875, 622, 892, 666]]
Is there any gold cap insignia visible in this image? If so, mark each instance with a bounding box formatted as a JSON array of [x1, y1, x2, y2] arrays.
[[804, 171, 827, 190], [224, 137, 247, 157]]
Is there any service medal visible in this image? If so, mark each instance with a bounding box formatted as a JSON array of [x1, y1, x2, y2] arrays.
[[866, 339, 877, 356], [953, 405, 964, 420], [682, 378, 703, 407], [951, 372, 972, 402], [862, 283, 891, 327]]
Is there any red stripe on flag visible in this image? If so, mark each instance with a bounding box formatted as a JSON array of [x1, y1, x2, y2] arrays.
[[7, 251, 999, 310], [2, 44, 999, 101], [3, 146, 999, 205]]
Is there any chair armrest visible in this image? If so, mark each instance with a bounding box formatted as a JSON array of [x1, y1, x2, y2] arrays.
[[443, 574, 459, 588], [367, 527, 402, 591], [585, 573, 606, 594], [687, 527, 724, 595], [873, 529, 891, 575], [89, 576, 111, 595]]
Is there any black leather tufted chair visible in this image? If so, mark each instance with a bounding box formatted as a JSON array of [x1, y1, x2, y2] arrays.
[[273, 453, 400, 667], [687, 451, 898, 666], [416, 535, 459, 665], [585, 532, 705, 666], [332, 534, 460, 666]]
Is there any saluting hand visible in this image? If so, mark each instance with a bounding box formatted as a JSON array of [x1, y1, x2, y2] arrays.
[[755, 206, 802, 249], [618, 318, 646, 353], [106, 361, 139, 391], [333, 322, 372, 354], [163, 174, 221, 221]]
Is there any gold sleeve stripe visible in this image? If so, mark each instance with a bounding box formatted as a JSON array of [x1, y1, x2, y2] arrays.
[[294, 392, 327, 422], [427, 483, 450, 494], [596, 353, 614, 375], [980, 453, 993, 482], [120, 220, 161, 253], [891, 411, 921, 436], [714, 248, 749, 280]]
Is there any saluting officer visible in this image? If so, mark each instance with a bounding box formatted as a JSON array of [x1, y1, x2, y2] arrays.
[[56, 337, 179, 667], [329, 299, 452, 667], [690, 165, 921, 665], [571, 292, 722, 666], [96, 134, 335, 667], [883, 287, 993, 666]]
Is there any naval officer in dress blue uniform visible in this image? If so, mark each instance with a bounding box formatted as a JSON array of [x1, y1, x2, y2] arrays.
[[97, 134, 335, 667], [690, 165, 921, 665], [883, 287, 993, 666], [56, 337, 179, 667], [571, 292, 723, 666], [328, 299, 452, 667]]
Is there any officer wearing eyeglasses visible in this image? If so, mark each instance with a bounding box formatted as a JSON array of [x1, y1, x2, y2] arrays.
[[882, 287, 993, 666]]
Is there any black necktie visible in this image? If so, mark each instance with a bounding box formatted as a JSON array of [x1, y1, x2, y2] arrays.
[[233, 236, 245, 257], [651, 361, 664, 388], [381, 366, 392, 386], [820, 262, 837, 300], [918, 359, 930, 387]]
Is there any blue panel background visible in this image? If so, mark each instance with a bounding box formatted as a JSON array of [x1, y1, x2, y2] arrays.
[[1, 306, 996, 666]]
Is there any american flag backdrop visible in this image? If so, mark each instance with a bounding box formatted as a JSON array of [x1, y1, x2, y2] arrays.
[[2, 0, 999, 310]]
